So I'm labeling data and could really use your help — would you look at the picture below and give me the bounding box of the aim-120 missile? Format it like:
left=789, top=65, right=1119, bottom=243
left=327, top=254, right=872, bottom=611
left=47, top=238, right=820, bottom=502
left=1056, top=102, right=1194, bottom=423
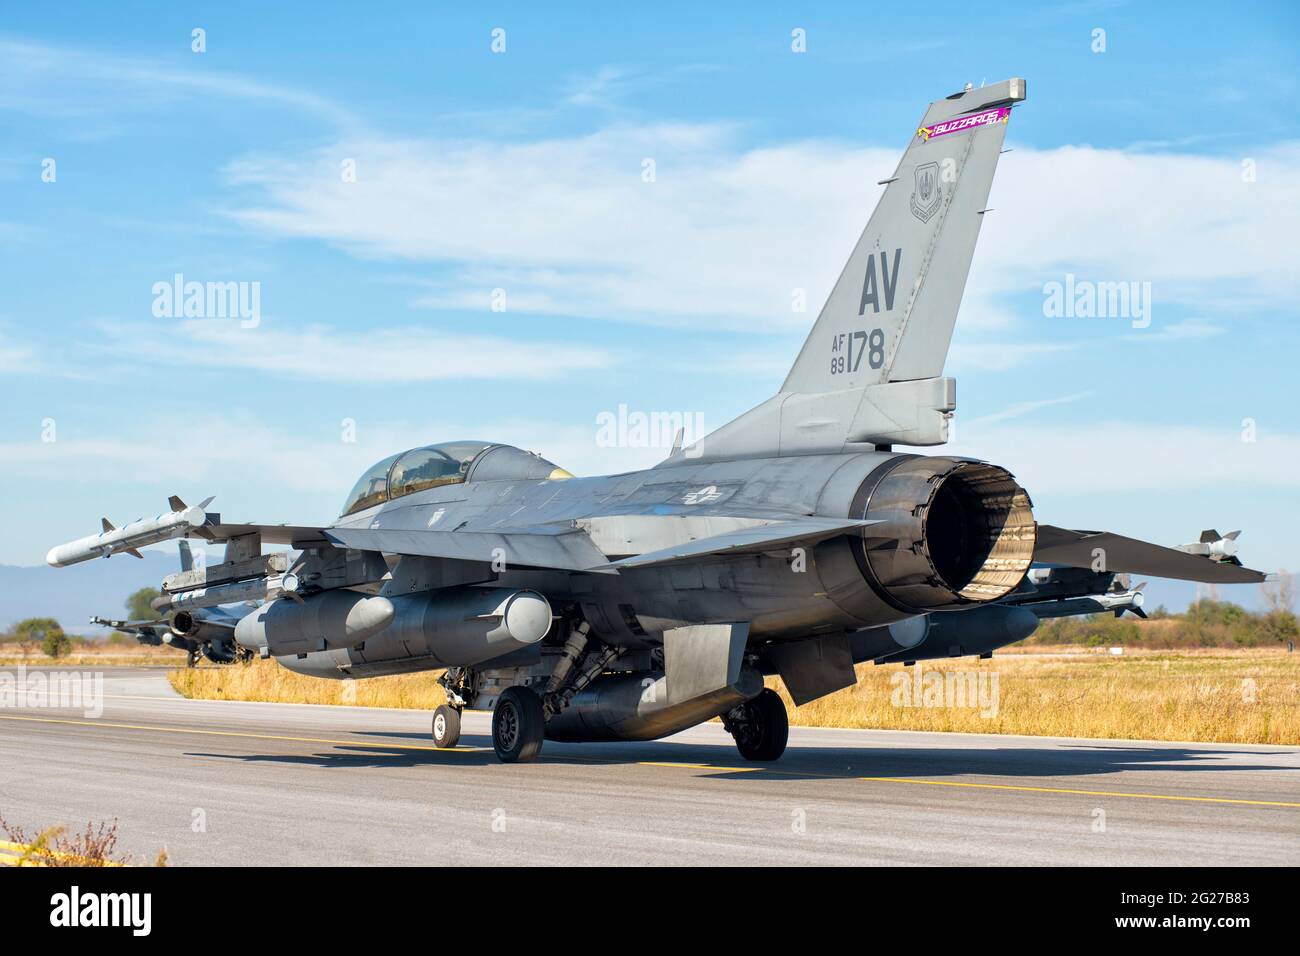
left=45, top=495, right=213, bottom=568
left=156, top=572, right=300, bottom=613
left=1178, top=529, right=1241, bottom=563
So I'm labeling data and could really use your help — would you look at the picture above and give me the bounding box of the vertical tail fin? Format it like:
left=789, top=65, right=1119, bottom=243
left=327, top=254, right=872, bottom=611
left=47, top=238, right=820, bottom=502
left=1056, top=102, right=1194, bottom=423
left=785, top=78, right=1023, bottom=393
left=683, top=79, right=1025, bottom=463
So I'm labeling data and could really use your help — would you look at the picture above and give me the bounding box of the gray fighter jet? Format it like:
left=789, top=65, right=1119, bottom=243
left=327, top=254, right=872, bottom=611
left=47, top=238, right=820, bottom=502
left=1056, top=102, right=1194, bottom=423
left=90, top=542, right=253, bottom=666
left=48, top=78, right=1267, bottom=762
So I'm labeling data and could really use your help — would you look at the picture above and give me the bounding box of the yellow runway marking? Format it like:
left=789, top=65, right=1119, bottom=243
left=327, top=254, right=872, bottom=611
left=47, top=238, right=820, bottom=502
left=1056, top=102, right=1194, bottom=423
left=639, top=761, right=763, bottom=773
left=2, top=712, right=1297, bottom=809
left=857, top=776, right=1300, bottom=808
left=0, top=714, right=486, bottom=754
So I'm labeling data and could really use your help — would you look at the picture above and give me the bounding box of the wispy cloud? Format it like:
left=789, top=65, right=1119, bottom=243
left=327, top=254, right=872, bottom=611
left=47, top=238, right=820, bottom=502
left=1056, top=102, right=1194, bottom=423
left=563, top=66, right=632, bottom=109
left=0, top=36, right=356, bottom=129
left=89, top=318, right=617, bottom=383
left=5, top=411, right=668, bottom=553
left=217, top=124, right=1300, bottom=333
left=1122, top=318, right=1226, bottom=342
left=964, top=391, right=1093, bottom=426
left=948, top=341, right=1081, bottom=372
left=0, top=328, right=36, bottom=373
left=947, top=421, right=1300, bottom=495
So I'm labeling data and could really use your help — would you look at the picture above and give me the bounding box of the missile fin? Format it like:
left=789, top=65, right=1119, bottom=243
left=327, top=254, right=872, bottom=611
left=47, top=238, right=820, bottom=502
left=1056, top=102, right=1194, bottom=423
left=125, top=548, right=144, bottom=559
left=101, top=518, right=116, bottom=533
left=168, top=495, right=187, bottom=512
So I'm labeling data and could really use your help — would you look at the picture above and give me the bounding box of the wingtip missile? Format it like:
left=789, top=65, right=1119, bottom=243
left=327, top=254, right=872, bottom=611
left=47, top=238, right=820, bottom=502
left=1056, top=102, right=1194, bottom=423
left=46, top=496, right=215, bottom=567
left=1181, top=530, right=1241, bottom=563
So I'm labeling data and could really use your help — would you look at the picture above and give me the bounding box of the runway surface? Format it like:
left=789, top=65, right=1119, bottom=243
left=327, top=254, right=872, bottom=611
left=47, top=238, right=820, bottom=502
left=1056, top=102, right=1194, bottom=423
left=1, top=667, right=1297, bottom=866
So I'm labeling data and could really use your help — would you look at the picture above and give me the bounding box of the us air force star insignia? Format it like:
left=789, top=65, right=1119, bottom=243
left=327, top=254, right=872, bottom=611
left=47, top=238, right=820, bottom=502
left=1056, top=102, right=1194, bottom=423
left=682, top=485, right=724, bottom=505
left=909, top=161, right=942, bottom=223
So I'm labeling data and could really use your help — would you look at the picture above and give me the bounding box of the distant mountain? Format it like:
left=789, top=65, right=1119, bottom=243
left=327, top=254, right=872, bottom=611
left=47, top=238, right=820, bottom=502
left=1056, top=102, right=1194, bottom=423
left=0, top=551, right=182, bottom=636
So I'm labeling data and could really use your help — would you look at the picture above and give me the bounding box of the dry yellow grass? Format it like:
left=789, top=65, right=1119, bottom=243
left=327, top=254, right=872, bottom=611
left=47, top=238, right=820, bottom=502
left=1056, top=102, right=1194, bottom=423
left=775, top=649, right=1300, bottom=744
left=168, top=659, right=445, bottom=710
left=0, top=642, right=184, bottom=667
left=168, top=648, right=1300, bottom=746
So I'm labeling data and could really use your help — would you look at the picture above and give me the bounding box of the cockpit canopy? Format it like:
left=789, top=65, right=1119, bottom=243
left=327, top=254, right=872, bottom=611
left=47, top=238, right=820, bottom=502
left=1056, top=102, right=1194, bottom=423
left=339, top=441, right=570, bottom=517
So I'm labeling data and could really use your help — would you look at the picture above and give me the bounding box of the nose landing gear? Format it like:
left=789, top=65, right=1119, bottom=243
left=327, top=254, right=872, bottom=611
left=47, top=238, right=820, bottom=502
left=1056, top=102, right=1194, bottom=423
left=431, top=704, right=462, bottom=749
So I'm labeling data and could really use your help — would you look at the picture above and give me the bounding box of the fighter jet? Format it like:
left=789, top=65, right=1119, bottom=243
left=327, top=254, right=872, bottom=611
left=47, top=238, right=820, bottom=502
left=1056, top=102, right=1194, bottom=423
left=47, top=78, right=1267, bottom=762
left=90, top=542, right=254, bottom=666
left=91, top=609, right=249, bottom=667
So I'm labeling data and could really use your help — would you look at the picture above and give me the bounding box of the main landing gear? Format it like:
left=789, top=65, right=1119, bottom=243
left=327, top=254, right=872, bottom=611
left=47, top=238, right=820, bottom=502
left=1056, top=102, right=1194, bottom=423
left=722, top=688, right=789, bottom=761
left=429, top=670, right=549, bottom=762
left=491, top=686, right=545, bottom=763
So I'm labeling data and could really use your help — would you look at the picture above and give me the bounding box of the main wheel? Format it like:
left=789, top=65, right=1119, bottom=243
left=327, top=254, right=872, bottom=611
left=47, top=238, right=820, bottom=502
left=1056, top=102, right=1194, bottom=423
left=431, top=704, right=461, bottom=749
left=728, top=688, right=789, bottom=761
left=492, top=687, right=545, bottom=763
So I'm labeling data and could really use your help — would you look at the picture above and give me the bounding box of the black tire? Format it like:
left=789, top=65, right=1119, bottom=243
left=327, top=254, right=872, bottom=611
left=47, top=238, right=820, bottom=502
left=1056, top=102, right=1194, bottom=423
left=492, top=687, right=545, bottom=763
left=730, top=688, right=789, bottom=761
left=431, top=705, right=461, bottom=749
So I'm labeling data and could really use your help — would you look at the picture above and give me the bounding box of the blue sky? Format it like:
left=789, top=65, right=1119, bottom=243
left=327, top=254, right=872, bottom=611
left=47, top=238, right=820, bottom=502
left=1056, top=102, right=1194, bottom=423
left=2, top=1, right=1297, bottom=610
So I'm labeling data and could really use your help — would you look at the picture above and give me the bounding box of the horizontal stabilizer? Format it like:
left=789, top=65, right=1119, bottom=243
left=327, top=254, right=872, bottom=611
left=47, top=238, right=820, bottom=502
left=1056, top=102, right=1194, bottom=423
left=596, top=517, right=880, bottom=570
left=1034, top=525, right=1266, bottom=584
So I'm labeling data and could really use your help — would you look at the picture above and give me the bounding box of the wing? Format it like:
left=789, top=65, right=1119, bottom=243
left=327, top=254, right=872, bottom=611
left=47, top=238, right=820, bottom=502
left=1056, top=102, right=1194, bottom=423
left=202, top=521, right=332, bottom=548
left=89, top=616, right=167, bottom=636
left=1033, top=525, right=1266, bottom=584
left=329, top=514, right=880, bottom=574
left=596, top=517, right=880, bottom=570
left=325, top=523, right=612, bottom=572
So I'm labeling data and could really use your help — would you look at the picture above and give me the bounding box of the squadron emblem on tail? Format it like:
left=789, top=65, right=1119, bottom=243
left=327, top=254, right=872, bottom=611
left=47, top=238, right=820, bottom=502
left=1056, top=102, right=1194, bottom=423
left=909, top=161, right=942, bottom=223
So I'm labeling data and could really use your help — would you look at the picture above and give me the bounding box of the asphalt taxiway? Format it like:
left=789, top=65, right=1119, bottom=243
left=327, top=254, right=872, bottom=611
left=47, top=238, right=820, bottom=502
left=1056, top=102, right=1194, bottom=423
left=1, top=668, right=1296, bottom=865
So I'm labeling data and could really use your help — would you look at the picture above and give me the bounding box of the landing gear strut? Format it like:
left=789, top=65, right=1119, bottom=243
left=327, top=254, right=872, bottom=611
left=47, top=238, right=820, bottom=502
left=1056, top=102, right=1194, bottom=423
left=723, top=688, right=789, bottom=761
left=431, top=704, right=462, bottom=749
left=492, top=686, right=545, bottom=763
